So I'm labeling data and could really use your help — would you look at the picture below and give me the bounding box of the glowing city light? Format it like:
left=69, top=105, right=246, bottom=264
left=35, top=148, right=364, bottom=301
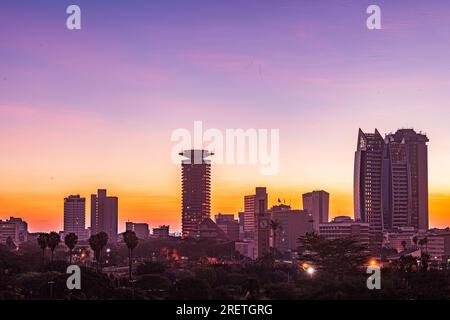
left=369, top=258, right=378, bottom=267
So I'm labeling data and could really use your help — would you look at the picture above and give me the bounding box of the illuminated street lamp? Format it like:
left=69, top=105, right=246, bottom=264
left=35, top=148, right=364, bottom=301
left=306, top=266, right=315, bottom=277
left=368, top=258, right=378, bottom=267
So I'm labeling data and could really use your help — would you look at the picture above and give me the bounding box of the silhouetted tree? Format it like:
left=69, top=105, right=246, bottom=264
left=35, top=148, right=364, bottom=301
left=298, top=233, right=370, bottom=279
left=399, top=255, right=417, bottom=273
left=122, top=230, right=139, bottom=281
left=419, top=252, right=430, bottom=272
left=412, top=236, right=418, bottom=247
left=89, top=232, right=109, bottom=272
left=5, top=236, right=16, bottom=250
left=37, top=233, right=49, bottom=266
left=47, top=232, right=61, bottom=263
left=64, top=233, right=78, bottom=264
left=418, top=237, right=429, bottom=252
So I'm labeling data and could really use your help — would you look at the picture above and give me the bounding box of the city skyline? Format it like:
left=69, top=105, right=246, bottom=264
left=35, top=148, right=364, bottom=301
left=2, top=1, right=450, bottom=232
left=0, top=126, right=447, bottom=234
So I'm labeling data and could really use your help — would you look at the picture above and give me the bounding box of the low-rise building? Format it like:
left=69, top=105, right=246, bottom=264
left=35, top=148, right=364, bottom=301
left=235, top=240, right=255, bottom=260
left=383, top=227, right=419, bottom=253
left=420, top=228, right=450, bottom=264
left=194, top=218, right=228, bottom=241
left=319, top=216, right=370, bottom=247
left=0, top=217, right=28, bottom=244
left=269, top=204, right=313, bottom=254
left=215, top=213, right=240, bottom=242
left=126, top=222, right=149, bottom=239
left=153, top=225, right=170, bottom=238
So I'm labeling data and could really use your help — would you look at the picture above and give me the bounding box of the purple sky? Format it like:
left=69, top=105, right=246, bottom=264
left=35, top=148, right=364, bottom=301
left=1, top=0, right=450, bottom=231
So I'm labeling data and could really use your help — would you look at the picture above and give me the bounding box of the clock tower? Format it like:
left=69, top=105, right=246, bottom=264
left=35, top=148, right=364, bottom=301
left=253, top=187, right=270, bottom=259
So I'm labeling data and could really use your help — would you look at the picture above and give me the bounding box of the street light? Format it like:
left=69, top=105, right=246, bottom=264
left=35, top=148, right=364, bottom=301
left=368, top=258, right=378, bottom=267
left=306, top=266, right=315, bottom=277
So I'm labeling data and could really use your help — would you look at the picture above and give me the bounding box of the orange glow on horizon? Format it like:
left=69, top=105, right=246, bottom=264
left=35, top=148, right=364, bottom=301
left=1, top=187, right=449, bottom=233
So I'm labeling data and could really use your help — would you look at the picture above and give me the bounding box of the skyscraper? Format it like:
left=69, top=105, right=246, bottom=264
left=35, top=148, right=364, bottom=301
left=354, top=129, right=384, bottom=252
left=354, top=128, right=430, bottom=252
left=384, top=129, right=429, bottom=230
left=64, top=195, right=88, bottom=239
left=302, top=190, right=329, bottom=231
left=180, top=150, right=213, bottom=238
left=90, top=189, right=118, bottom=242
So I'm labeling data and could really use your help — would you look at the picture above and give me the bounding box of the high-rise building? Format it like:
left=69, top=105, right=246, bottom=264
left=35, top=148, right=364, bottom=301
left=180, top=150, right=213, bottom=238
left=125, top=222, right=149, bottom=239
left=215, top=213, right=240, bottom=241
left=243, top=195, right=256, bottom=239
left=64, top=195, right=88, bottom=240
left=90, top=189, right=118, bottom=242
left=269, top=204, right=313, bottom=254
left=354, top=128, right=430, bottom=252
left=384, top=129, right=429, bottom=230
left=319, top=216, right=370, bottom=248
left=247, top=187, right=270, bottom=259
left=354, top=129, right=385, bottom=252
left=302, top=190, right=329, bottom=231
left=0, top=217, right=28, bottom=244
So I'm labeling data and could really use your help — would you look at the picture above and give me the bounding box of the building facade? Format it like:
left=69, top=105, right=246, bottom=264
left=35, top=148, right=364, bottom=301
left=302, top=190, right=329, bottom=231
left=64, top=195, right=89, bottom=240
left=0, top=217, right=28, bottom=244
left=215, top=213, right=240, bottom=241
left=125, top=222, right=149, bottom=239
left=90, top=189, right=118, bottom=242
left=180, top=150, right=212, bottom=238
left=384, top=129, right=429, bottom=230
left=252, top=187, right=270, bottom=259
left=153, top=225, right=170, bottom=238
left=383, top=226, right=419, bottom=253
left=269, top=204, right=313, bottom=254
left=354, top=129, right=385, bottom=252
left=319, top=216, right=370, bottom=248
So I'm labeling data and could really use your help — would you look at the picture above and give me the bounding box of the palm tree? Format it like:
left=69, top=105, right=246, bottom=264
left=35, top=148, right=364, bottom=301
left=5, top=236, right=16, bottom=250
left=89, top=232, right=109, bottom=272
left=64, top=233, right=78, bottom=264
left=48, top=232, right=61, bottom=263
left=269, top=220, right=282, bottom=253
left=123, top=230, right=139, bottom=281
left=37, top=233, right=49, bottom=265
left=418, top=237, right=429, bottom=253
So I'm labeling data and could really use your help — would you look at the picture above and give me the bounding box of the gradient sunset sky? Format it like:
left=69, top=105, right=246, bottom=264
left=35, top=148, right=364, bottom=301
left=1, top=0, right=450, bottom=232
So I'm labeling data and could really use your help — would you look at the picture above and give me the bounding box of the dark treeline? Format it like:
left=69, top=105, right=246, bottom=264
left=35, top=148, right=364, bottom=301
left=0, top=233, right=449, bottom=300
